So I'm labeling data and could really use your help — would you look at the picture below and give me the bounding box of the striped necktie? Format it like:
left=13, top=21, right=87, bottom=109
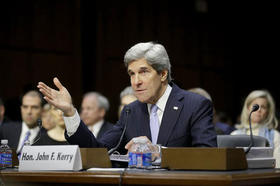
left=150, top=104, right=159, bottom=144
left=17, top=130, right=31, bottom=159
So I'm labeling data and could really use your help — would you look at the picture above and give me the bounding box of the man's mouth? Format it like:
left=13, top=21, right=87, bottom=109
left=135, top=89, right=146, bottom=93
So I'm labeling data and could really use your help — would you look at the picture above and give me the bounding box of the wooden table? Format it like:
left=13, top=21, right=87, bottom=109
left=1, top=168, right=280, bottom=186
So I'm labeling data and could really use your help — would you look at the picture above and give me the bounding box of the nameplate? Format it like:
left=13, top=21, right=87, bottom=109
left=19, top=145, right=82, bottom=171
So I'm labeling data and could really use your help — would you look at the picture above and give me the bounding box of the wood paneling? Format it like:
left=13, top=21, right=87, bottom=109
left=0, top=0, right=82, bottom=120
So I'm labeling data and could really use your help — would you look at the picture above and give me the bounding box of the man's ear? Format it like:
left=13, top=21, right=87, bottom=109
left=160, top=69, right=168, bottom=82
left=0, top=105, right=4, bottom=115
left=100, top=108, right=106, bottom=118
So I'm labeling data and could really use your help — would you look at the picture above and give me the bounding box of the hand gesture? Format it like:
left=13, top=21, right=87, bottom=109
left=125, top=136, right=160, bottom=161
left=37, top=77, right=75, bottom=116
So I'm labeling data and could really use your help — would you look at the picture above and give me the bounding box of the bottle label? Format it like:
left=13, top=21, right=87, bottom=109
left=128, top=152, right=137, bottom=167
left=142, top=153, right=152, bottom=167
left=128, top=152, right=151, bottom=168
left=2, top=153, right=12, bottom=165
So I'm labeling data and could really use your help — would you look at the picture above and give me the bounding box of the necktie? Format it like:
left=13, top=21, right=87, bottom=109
left=150, top=104, right=159, bottom=144
left=18, top=131, right=31, bottom=159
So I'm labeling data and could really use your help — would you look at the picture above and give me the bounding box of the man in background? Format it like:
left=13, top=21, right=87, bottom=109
left=0, top=90, right=43, bottom=155
left=188, top=87, right=235, bottom=135
left=0, top=97, right=6, bottom=125
left=118, top=86, right=137, bottom=118
left=80, top=92, right=113, bottom=139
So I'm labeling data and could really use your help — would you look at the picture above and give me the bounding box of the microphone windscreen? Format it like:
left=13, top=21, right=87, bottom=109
left=252, top=104, right=259, bottom=112
left=125, top=107, right=131, bottom=114
left=37, top=119, right=42, bottom=127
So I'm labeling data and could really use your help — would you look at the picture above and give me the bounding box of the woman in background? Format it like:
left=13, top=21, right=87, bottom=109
left=41, top=103, right=56, bottom=131
left=34, top=106, right=68, bottom=145
left=231, top=90, right=280, bottom=168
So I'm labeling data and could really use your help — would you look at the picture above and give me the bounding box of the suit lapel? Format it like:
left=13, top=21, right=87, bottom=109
left=97, top=121, right=105, bottom=139
left=157, top=85, right=184, bottom=146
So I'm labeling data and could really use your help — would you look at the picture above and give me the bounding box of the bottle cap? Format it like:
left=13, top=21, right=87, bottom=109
left=1, top=139, right=8, bottom=144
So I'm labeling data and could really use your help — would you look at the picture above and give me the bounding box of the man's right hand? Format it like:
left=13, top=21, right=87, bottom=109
left=37, top=77, right=75, bottom=117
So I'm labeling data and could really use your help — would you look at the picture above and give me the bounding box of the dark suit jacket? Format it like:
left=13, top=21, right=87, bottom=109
left=0, top=121, right=22, bottom=149
left=66, top=83, right=217, bottom=152
left=0, top=121, right=45, bottom=150
left=96, top=121, right=114, bottom=140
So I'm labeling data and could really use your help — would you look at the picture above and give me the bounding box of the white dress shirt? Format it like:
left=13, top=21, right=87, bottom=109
left=147, top=84, right=172, bottom=126
left=17, top=122, right=40, bottom=153
left=88, top=120, right=104, bottom=138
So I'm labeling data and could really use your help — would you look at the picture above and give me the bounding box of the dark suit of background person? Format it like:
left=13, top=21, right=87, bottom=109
left=0, top=121, right=22, bottom=149
left=67, top=83, right=216, bottom=152
left=0, top=97, right=10, bottom=125
left=38, top=42, right=217, bottom=154
left=0, top=91, right=44, bottom=154
left=80, top=92, right=114, bottom=140
left=188, top=87, right=235, bottom=135
left=96, top=121, right=114, bottom=140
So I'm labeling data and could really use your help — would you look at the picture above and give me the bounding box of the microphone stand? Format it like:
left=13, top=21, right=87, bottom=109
left=108, top=108, right=130, bottom=155
left=31, top=119, right=43, bottom=145
left=245, top=104, right=259, bottom=154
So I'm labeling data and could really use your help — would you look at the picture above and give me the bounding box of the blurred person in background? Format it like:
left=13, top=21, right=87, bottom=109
left=0, top=90, right=44, bottom=156
left=188, top=87, right=235, bottom=135
left=231, top=90, right=280, bottom=168
left=34, top=105, right=68, bottom=145
left=41, top=103, right=56, bottom=131
left=213, top=110, right=235, bottom=135
left=118, top=86, right=137, bottom=118
left=80, top=92, right=114, bottom=139
left=0, top=97, right=6, bottom=125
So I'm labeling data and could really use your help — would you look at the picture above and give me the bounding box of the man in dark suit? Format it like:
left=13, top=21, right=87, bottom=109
left=38, top=42, right=217, bottom=153
left=0, top=91, right=43, bottom=155
left=80, top=92, right=113, bottom=139
left=0, top=97, right=10, bottom=125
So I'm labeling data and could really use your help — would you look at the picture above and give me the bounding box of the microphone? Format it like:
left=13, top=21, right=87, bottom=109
left=108, top=107, right=131, bottom=155
left=31, top=119, right=43, bottom=145
left=245, top=104, right=259, bottom=154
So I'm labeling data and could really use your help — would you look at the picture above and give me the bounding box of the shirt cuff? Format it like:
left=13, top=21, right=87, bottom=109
left=63, top=109, right=80, bottom=137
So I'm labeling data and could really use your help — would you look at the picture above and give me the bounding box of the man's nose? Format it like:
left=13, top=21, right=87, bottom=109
left=27, top=107, right=32, bottom=114
left=133, top=74, right=142, bottom=85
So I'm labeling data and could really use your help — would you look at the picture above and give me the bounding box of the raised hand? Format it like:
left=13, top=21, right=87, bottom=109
left=37, top=77, right=75, bottom=116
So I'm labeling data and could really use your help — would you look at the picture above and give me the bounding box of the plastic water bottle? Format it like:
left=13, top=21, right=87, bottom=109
left=0, top=139, right=12, bottom=168
left=128, top=138, right=152, bottom=168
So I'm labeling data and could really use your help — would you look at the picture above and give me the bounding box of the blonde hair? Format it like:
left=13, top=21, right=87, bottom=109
left=240, top=90, right=278, bottom=129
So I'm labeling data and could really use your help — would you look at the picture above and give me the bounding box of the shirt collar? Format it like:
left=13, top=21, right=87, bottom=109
left=22, top=121, right=40, bottom=135
left=88, top=119, right=104, bottom=137
left=148, top=84, right=172, bottom=113
left=92, top=120, right=104, bottom=131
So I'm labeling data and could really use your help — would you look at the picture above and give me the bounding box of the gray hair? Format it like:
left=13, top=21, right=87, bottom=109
left=120, top=86, right=134, bottom=100
left=124, top=42, right=172, bottom=82
left=83, top=92, right=110, bottom=111
left=240, top=90, right=278, bottom=129
left=188, top=87, right=212, bottom=101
